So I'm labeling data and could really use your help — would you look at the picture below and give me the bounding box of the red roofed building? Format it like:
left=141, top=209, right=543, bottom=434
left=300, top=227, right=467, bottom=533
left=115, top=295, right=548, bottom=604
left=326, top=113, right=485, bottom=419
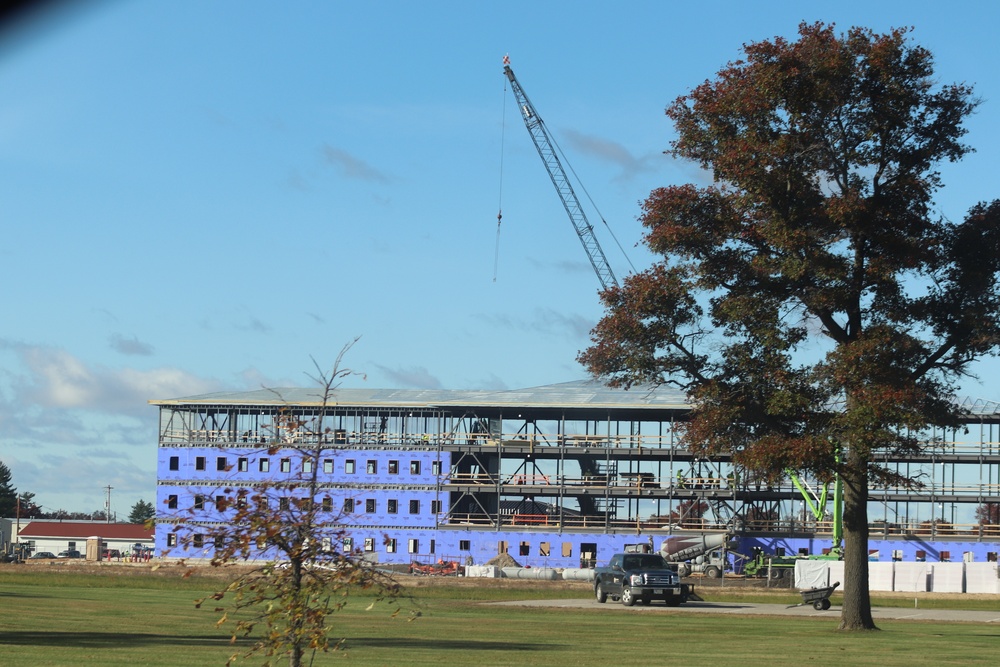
left=18, top=521, right=154, bottom=559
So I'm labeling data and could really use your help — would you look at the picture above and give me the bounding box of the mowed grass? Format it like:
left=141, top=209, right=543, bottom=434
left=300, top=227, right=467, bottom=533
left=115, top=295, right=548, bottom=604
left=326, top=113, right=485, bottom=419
left=1, top=566, right=997, bottom=666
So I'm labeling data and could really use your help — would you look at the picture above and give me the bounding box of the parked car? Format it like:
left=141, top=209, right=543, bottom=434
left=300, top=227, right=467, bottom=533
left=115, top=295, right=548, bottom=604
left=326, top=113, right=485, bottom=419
left=29, top=552, right=57, bottom=559
left=56, top=550, right=82, bottom=559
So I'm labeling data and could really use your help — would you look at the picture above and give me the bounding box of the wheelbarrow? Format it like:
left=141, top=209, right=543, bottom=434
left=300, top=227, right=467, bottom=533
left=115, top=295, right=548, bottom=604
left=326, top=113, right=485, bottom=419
left=788, top=581, right=840, bottom=610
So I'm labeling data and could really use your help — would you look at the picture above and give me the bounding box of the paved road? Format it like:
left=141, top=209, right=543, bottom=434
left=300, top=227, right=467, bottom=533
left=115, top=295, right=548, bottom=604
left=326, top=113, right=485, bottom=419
left=492, top=598, right=1000, bottom=622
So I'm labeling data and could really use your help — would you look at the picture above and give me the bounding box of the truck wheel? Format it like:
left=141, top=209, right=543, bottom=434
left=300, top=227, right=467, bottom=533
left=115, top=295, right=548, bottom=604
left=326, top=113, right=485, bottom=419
left=769, top=568, right=785, bottom=580
left=677, top=563, right=691, bottom=578
left=620, top=586, right=636, bottom=607
left=705, top=565, right=721, bottom=579
left=595, top=583, right=608, bottom=604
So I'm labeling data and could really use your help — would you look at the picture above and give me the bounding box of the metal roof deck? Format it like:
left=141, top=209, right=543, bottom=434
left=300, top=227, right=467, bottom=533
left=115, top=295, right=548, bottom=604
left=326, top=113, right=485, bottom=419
left=150, top=380, right=1000, bottom=422
left=150, top=379, right=691, bottom=417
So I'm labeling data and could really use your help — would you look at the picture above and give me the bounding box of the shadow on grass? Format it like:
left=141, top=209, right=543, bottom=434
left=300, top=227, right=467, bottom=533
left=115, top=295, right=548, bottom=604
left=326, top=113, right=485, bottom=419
left=0, top=591, right=50, bottom=599
left=343, top=637, right=560, bottom=651
left=0, top=632, right=242, bottom=649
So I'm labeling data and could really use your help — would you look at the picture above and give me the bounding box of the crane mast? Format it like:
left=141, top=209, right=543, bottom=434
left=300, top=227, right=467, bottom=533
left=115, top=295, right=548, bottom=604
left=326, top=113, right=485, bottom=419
left=503, top=62, right=619, bottom=290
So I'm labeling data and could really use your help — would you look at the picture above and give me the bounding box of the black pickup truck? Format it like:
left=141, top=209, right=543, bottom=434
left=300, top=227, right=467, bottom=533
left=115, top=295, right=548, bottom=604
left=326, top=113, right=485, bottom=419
left=594, top=553, right=691, bottom=607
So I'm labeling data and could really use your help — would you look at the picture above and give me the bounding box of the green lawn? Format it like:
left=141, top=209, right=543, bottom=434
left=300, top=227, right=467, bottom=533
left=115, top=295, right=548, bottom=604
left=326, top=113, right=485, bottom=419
left=0, top=567, right=996, bottom=666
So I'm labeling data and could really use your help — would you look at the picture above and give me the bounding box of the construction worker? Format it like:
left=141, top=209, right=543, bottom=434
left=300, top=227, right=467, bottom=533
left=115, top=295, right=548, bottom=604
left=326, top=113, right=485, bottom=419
left=676, top=470, right=686, bottom=489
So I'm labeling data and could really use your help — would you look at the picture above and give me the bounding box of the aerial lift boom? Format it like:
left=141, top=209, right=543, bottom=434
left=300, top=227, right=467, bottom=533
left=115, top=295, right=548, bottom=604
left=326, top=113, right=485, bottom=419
left=503, top=59, right=619, bottom=291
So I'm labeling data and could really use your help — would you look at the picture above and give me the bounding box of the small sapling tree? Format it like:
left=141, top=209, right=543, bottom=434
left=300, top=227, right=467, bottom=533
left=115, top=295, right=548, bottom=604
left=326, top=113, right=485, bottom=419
left=174, top=340, right=404, bottom=666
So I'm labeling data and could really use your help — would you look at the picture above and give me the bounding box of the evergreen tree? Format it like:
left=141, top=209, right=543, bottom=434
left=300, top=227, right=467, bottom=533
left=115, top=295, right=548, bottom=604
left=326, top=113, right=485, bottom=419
left=128, top=499, right=156, bottom=524
left=0, top=461, right=18, bottom=517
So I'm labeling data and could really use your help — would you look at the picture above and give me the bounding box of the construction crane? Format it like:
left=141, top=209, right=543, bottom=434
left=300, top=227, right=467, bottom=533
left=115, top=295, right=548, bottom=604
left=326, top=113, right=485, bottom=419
left=503, top=59, right=619, bottom=291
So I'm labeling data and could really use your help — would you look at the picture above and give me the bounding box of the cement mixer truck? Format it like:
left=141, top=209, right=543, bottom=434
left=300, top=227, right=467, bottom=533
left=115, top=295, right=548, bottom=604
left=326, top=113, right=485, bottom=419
left=659, top=533, right=734, bottom=579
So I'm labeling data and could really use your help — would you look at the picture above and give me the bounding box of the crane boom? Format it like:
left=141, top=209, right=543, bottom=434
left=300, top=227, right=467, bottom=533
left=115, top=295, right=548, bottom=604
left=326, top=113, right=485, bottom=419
left=504, top=63, right=619, bottom=290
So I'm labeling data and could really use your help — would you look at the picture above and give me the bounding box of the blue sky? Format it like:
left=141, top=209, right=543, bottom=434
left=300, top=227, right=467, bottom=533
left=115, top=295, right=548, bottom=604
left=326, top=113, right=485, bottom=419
left=2, top=0, right=999, bottom=517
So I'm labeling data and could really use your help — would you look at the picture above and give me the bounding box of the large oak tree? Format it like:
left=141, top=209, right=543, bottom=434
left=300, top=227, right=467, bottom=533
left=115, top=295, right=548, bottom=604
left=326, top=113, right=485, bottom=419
left=580, top=23, right=1000, bottom=630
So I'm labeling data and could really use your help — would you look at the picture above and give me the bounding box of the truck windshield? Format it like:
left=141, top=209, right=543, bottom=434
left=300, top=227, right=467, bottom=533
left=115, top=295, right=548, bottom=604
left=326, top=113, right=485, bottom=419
left=623, top=555, right=667, bottom=569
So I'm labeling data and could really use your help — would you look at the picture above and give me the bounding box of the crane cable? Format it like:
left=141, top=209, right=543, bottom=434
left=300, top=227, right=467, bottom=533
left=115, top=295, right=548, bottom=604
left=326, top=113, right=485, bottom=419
left=548, top=127, right=638, bottom=277
left=493, top=55, right=510, bottom=283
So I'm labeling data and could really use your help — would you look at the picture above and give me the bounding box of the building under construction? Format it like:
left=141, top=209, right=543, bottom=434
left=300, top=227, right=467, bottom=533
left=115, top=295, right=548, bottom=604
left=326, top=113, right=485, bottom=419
left=153, top=380, right=1000, bottom=569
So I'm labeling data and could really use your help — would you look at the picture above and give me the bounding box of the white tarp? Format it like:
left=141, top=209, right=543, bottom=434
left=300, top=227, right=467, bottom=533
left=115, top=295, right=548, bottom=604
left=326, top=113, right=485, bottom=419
left=964, top=562, right=999, bottom=594
left=794, top=560, right=829, bottom=589
left=892, top=562, right=929, bottom=592
left=869, top=562, right=895, bottom=591
left=465, top=565, right=499, bottom=578
left=827, top=560, right=845, bottom=589
left=930, top=562, right=964, bottom=592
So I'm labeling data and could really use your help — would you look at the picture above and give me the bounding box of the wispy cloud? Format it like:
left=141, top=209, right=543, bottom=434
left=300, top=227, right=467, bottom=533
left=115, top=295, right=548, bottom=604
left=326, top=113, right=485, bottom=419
left=109, top=333, right=154, bottom=356
left=322, top=145, right=391, bottom=184
left=483, top=308, right=595, bottom=340
left=563, top=129, right=660, bottom=182
left=235, top=315, right=272, bottom=334
left=374, top=364, right=443, bottom=389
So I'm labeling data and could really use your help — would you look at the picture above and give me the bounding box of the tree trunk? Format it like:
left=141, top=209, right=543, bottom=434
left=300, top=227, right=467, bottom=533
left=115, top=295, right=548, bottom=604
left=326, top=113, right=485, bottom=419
left=838, top=452, right=878, bottom=631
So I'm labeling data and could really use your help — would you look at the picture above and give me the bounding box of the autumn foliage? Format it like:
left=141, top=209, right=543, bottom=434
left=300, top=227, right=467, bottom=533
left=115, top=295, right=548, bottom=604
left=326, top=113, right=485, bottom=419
left=580, top=23, right=1000, bottom=631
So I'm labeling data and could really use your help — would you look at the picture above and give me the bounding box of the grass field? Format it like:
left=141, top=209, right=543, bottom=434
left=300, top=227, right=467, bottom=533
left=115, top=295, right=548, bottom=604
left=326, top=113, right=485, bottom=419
left=1, top=564, right=997, bottom=666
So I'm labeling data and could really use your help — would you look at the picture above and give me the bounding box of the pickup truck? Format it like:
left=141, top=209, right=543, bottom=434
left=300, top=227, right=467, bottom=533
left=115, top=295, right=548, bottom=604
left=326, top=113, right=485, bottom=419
left=594, top=553, right=691, bottom=607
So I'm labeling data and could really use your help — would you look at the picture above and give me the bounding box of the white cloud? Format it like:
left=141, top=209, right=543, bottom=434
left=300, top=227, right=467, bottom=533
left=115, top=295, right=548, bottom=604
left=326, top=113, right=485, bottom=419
left=6, top=343, right=219, bottom=415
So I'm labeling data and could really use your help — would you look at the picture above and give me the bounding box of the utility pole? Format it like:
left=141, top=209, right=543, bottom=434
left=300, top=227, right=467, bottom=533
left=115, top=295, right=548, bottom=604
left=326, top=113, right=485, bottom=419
left=15, top=494, right=20, bottom=560
left=105, top=485, right=113, bottom=524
